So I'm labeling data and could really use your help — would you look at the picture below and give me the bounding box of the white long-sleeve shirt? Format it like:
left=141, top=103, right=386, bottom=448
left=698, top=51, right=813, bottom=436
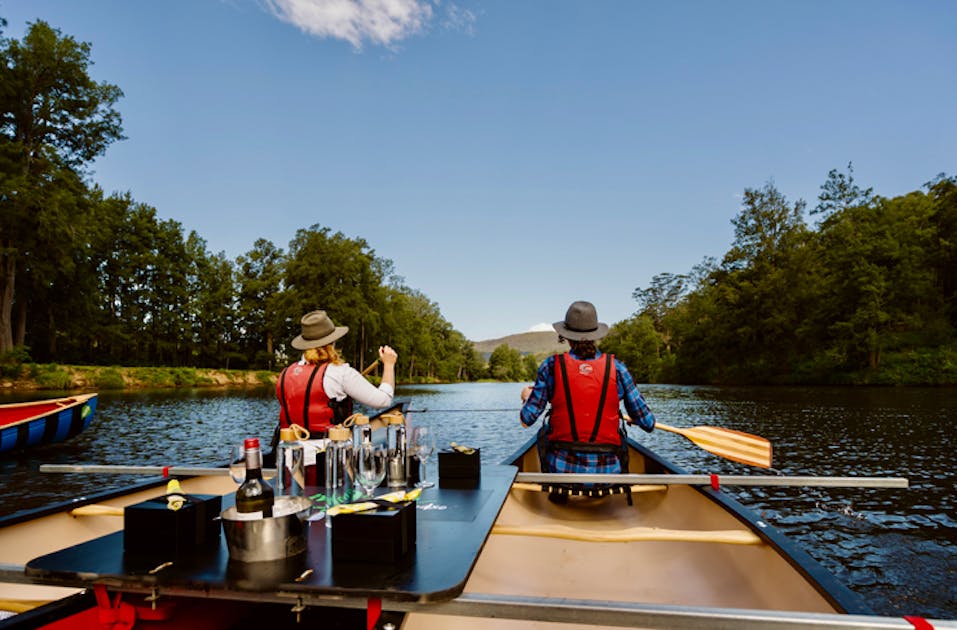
left=319, top=362, right=394, bottom=409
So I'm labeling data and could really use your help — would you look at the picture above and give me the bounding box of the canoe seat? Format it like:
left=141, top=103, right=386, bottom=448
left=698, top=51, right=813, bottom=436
left=537, top=483, right=633, bottom=499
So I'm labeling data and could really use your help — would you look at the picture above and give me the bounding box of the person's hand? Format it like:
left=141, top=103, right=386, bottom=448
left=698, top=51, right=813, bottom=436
left=379, top=345, right=398, bottom=367
left=520, top=385, right=533, bottom=402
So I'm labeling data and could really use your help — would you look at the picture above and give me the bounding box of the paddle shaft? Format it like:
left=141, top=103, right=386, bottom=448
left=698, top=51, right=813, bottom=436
left=361, top=359, right=380, bottom=376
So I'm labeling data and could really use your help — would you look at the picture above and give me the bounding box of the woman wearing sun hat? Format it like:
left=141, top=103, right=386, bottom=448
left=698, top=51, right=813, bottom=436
left=276, top=310, right=398, bottom=437
left=519, top=301, right=656, bottom=485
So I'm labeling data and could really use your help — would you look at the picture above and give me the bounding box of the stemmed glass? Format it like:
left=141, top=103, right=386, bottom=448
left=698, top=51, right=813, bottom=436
left=228, top=444, right=246, bottom=485
left=411, top=425, right=436, bottom=489
left=353, top=443, right=387, bottom=499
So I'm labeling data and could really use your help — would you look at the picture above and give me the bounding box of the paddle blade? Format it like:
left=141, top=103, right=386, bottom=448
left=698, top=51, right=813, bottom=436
left=656, top=423, right=772, bottom=468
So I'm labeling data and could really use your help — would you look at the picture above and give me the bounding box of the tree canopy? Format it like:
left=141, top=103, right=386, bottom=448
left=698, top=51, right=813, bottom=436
left=604, top=169, right=957, bottom=385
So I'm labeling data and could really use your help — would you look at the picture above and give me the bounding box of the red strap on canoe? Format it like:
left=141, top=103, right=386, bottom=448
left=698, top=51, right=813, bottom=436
left=905, top=616, right=934, bottom=629
left=710, top=474, right=720, bottom=491
left=367, top=597, right=382, bottom=630
left=162, top=466, right=170, bottom=478
left=94, top=584, right=136, bottom=630
left=93, top=584, right=177, bottom=628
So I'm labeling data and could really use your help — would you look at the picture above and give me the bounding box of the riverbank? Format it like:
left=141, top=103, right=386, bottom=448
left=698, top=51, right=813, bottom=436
left=0, top=363, right=277, bottom=391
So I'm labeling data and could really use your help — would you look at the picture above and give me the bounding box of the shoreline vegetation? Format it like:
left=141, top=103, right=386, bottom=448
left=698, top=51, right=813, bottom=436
left=2, top=358, right=956, bottom=394
left=0, top=364, right=280, bottom=392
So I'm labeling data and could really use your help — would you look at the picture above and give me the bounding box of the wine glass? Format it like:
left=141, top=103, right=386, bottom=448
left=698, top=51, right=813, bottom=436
left=228, top=444, right=246, bottom=484
left=411, top=425, right=436, bottom=489
left=353, top=443, right=387, bottom=499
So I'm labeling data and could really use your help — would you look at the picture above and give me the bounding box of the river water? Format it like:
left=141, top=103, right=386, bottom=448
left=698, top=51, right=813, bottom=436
left=1, top=383, right=954, bottom=619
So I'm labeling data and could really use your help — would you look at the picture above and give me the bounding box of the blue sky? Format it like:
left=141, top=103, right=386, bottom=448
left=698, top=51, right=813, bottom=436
left=2, top=1, right=955, bottom=341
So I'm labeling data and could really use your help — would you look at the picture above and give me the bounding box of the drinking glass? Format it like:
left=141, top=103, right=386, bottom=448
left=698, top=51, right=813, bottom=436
left=411, top=425, right=436, bottom=489
left=228, top=444, right=246, bottom=484
left=353, top=443, right=387, bottom=499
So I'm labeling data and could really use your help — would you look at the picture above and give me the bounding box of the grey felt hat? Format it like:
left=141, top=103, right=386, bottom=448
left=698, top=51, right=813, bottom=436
left=291, top=310, right=349, bottom=350
left=553, top=301, right=609, bottom=341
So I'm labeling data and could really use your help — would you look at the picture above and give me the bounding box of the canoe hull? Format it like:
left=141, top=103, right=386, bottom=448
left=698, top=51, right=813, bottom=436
left=0, top=394, right=97, bottom=455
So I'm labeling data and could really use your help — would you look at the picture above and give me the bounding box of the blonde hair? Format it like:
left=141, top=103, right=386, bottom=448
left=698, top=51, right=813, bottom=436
left=303, top=344, right=344, bottom=365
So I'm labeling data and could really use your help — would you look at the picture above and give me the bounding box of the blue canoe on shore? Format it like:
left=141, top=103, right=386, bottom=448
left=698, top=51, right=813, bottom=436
left=0, top=394, right=97, bottom=456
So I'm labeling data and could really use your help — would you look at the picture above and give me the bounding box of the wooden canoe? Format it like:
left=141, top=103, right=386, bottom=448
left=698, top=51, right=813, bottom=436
left=0, top=394, right=98, bottom=456
left=0, top=434, right=920, bottom=629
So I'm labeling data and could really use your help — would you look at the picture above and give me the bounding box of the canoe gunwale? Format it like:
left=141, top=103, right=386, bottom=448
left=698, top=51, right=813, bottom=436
left=0, top=475, right=173, bottom=529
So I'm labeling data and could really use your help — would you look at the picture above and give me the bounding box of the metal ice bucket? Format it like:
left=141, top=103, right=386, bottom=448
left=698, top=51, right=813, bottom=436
left=221, top=496, right=313, bottom=562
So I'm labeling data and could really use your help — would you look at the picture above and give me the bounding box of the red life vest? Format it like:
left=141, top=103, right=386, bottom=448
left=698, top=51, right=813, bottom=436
left=276, top=362, right=341, bottom=435
left=548, top=353, right=621, bottom=445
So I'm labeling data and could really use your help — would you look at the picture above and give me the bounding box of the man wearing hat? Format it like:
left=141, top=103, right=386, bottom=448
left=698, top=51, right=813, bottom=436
left=277, top=310, right=398, bottom=436
left=520, top=301, right=656, bottom=481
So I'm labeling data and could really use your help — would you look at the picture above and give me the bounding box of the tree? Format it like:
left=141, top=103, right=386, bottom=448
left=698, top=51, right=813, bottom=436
left=186, top=234, right=236, bottom=367
left=632, top=272, right=687, bottom=356
left=926, top=174, right=957, bottom=327
left=600, top=314, right=662, bottom=382
left=488, top=344, right=523, bottom=381
left=813, top=162, right=875, bottom=221
left=703, top=182, right=814, bottom=381
left=280, top=225, right=389, bottom=367
left=235, top=239, right=285, bottom=369
left=0, top=20, right=124, bottom=353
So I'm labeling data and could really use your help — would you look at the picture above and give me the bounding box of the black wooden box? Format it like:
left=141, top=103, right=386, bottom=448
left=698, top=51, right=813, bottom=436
left=123, top=494, right=221, bottom=556
left=331, top=501, right=416, bottom=563
left=438, top=448, right=481, bottom=489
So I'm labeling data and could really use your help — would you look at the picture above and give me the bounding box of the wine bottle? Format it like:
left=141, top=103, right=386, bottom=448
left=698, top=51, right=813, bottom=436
left=235, top=437, right=274, bottom=518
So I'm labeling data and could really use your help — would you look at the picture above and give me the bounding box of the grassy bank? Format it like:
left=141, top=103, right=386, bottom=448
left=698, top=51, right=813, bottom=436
left=0, top=363, right=278, bottom=391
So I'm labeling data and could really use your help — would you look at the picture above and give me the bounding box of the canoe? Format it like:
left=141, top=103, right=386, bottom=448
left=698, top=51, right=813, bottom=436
left=0, top=394, right=97, bottom=456
left=0, top=431, right=944, bottom=629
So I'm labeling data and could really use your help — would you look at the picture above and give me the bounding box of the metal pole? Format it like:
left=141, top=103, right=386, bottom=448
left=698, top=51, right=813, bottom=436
left=516, top=473, right=909, bottom=489
left=39, top=464, right=277, bottom=477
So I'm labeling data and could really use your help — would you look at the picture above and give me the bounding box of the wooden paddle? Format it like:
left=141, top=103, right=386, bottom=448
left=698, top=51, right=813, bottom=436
left=360, top=359, right=380, bottom=376
left=654, top=422, right=772, bottom=468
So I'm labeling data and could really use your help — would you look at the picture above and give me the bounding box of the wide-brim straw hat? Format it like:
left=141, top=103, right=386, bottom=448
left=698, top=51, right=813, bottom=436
left=553, top=301, right=609, bottom=341
left=291, top=310, right=349, bottom=350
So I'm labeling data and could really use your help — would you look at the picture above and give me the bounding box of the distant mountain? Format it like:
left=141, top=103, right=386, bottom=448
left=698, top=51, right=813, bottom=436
left=472, top=331, right=566, bottom=357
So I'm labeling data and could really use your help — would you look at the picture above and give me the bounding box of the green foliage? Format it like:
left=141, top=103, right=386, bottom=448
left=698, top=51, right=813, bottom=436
left=622, top=168, right=957, bottom=385
left=488, top=345, right=526, bottom=381
left=94, top=367, right=126, bottom=390
left=34, top=364, right=73, bottom=389
left=0, top=345, right=31, bottom=377
left=601, top=314, right=666, bottom=383
left=0, top=20, right=124, bottom=354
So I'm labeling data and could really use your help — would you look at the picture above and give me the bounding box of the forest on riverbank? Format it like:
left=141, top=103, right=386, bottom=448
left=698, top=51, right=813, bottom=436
left=602, top=170, right=957, bottom=385
left=2, top=19, right=956, bottom=387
